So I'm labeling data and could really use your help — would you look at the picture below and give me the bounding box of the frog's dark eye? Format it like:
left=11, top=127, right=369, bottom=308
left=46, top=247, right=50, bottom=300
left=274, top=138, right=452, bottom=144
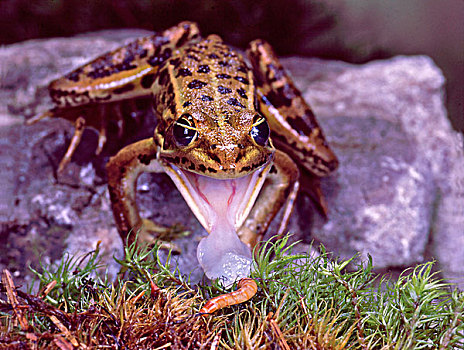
left=173, top=114, right=197, bottom=146
left=250, top=115, right=270, bottom=146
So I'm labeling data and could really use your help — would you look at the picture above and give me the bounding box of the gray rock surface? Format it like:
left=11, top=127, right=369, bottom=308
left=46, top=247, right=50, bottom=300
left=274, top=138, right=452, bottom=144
left=1, top=30, right=462, bottom=288
left=286, top=56, right=464, bottom=286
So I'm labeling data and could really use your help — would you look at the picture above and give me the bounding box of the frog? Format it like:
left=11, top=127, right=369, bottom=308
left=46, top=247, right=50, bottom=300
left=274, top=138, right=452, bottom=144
left=30, top=21, right=338, bottom=286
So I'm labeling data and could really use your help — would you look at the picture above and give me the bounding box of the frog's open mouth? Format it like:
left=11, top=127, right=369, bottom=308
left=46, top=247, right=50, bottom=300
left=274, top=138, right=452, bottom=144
left=162, top=162, right=272, bottom=233
left=162, top=161, right=272, bottom=284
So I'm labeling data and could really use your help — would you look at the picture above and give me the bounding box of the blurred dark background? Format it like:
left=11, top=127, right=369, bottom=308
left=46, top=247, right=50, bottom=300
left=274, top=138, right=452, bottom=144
left=0, top=0, right=462, bottom=133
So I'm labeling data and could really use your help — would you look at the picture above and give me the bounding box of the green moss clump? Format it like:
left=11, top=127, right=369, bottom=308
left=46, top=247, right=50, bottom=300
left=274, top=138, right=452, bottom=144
left=1, top=236, right=463, bottom=349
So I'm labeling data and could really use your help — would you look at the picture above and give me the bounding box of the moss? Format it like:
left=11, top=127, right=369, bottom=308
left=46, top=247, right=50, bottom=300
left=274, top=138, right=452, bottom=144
left=1, top=236, right=463, bottom=349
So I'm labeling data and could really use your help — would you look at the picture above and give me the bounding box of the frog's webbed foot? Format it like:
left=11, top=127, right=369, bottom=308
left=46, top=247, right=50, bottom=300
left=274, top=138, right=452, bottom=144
left=57, top=115, right=86, bottom=173
left=94, top=104, right=109, bottom=156
left=25, top=110, right=54, bottom=125
left=31, top=104, right=116, bottom=174
left=28, top=107, right=90, bottom=174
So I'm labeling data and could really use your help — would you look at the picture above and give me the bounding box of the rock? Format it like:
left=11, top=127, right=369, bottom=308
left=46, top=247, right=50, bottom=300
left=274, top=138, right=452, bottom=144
left=313, top=116, right=435, bottom=268
left=1, top=30, right=462, bottom=289
left=284, top=56, right=463, bottom=286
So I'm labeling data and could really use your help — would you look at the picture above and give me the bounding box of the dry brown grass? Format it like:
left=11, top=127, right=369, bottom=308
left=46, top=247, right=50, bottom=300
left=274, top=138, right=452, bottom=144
left=0, top=268, right=357, bottom=349
left=2, top=238, right=462, bottom=349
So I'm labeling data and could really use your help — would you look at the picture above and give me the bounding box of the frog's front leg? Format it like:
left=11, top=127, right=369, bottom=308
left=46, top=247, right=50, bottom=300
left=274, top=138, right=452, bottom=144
left=238, top=150, right=300, bottom=248
left=106, top=138, right=176, bottom=248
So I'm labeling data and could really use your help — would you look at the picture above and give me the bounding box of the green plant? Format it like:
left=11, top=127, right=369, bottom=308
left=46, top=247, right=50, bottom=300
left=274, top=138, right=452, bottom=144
left=1, top=236, right=463, bottom=349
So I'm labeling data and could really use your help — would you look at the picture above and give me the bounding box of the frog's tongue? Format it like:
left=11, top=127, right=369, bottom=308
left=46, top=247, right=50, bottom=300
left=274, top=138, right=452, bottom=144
left=163, top=163, right=271, bottom=285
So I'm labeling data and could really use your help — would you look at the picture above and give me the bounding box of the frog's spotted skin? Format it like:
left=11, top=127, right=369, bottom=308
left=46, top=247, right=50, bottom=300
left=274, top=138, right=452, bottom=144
left=247, top=40, right=338, bottom=177
left=33, top=22, right=338, bottom=298
left=48, top=22, right=200, bottom=108
left=152, top=34, right=254, bottom=118
left=150, top=34, right=273, bottom=178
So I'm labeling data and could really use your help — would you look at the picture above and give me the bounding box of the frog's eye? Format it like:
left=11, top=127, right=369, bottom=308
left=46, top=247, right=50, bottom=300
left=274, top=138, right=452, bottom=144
left=173, top=114, right=197, bottom=146
left=250, top=115, right=270, bottom=146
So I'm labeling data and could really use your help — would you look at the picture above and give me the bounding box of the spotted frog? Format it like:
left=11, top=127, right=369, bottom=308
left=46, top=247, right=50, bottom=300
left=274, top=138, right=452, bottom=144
left=32, top=22, right=338, bottom=284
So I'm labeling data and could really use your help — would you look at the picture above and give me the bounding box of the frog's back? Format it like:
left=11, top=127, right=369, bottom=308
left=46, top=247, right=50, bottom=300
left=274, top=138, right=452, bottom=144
left=153, top=35, right=255, bottom=122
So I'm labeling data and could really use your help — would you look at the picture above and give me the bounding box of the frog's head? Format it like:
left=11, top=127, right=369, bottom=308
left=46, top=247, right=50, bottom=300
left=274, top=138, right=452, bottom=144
left=154, top=107, right=275, bottom=237
left=158, top=107, right=275, bottom=179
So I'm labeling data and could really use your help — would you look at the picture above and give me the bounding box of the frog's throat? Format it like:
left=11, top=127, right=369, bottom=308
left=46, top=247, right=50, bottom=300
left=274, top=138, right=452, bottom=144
left=162, top=160, right=272, bottom=234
